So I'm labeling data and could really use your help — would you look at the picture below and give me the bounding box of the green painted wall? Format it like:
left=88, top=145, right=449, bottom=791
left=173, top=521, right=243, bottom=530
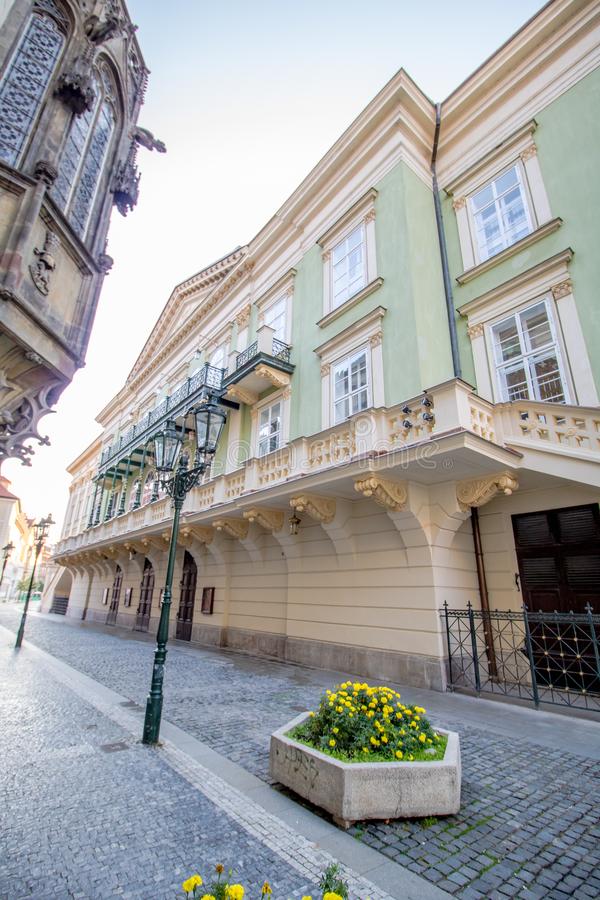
left=443, top=66, right=600, bottom=394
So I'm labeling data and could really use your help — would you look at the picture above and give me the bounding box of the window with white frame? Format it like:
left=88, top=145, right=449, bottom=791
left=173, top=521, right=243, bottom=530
left=264, top=297, right=286, bottom=342
left=332, top=348, right=370, bottom=423
left=491, top=301, right=568, bottom=403
left=332, top=224, right=366, bottom=309
left=470, top=165, right=533, bottom=262
left=257, top=400, right=282, bottom=456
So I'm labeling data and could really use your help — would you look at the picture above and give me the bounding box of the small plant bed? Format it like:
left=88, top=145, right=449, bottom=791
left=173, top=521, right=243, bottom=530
left=289, top=682, right=447, bottom=762
left=270, top=681, right=461, bottom=826
left=181, top=862, right=350, bottom=899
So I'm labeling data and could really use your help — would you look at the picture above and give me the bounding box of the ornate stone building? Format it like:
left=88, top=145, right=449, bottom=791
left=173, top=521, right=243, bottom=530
left=49, top=0, right=600, bottom=698
left=0, top=1, right=161, bottom=467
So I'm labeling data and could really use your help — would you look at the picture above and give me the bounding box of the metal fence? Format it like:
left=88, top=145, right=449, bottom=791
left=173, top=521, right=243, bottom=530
left=442, top=602, right=600, bottom=711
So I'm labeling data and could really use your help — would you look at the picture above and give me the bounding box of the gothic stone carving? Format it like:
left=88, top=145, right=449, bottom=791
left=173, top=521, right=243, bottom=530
left=55, top=45, right=97, bottom=115
left=29, top=230, right=60, bottom=295
left=289, top=494, right=336, bottom=524
left=112, top=143, right=141, bottom=216
left=212, top=518, right=249, bottom=540
left=243, top=508, right=284, bottom=532
left=133, top=126, right=167, bottom=154
left=34, top=159, right=58, bottom=186
left=457, top=472, right=519, bottom=511
left=354, top=475, right=408, bottom=511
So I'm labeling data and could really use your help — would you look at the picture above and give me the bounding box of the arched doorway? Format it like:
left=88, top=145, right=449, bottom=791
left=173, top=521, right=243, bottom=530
left=106, top=565, right=122, bottom=626
left=176, top=550, right=197, bottom=641
left=135, top=557, right=154, bottom=632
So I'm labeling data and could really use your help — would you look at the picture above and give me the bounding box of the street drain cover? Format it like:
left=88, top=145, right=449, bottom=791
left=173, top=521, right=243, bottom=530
left=99, top=741, right=129, bottom=753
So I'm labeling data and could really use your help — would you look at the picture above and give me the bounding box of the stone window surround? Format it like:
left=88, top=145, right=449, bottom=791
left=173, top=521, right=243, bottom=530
left=255, top=268, right=296, bottom=346
left=446, top=120, right=553, bottom=276
left=314, top=305, right=386, bottom=430
left=250, top=386, right=291, bottom=459
left=459, top=249, right=599, bottom=407
left=317, top=188, right=378, bottom=319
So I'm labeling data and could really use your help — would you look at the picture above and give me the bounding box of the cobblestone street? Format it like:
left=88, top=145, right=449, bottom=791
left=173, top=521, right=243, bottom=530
left=1, top=608, right=599, bottom=899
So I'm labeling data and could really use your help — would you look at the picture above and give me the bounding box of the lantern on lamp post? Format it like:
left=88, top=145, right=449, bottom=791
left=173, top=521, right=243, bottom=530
left=142, top=399, right=228, bottom=745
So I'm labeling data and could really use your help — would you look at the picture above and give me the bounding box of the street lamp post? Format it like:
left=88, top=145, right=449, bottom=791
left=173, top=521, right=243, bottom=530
left=15, top=514, right=54, bottom=649
left=142, top=399, right=228, bottom=745
left=0, top=541, right=14, bottom=598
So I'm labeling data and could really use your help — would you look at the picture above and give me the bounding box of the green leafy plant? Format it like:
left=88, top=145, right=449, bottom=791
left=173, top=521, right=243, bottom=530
left=290, top=680, right=446, bottom=762
left=318, top=863, right=349, bottom=900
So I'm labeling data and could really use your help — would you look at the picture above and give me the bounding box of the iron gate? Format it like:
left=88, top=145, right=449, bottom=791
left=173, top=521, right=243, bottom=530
left=442, top=602, right=600, bottom=711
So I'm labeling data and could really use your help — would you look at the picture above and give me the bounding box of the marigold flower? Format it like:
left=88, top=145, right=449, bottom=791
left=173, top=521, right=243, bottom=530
left=226, top=885, right=244, bottom=900
left=301, top=896, right=313, bottom=900
left=182, top=874, right=203, bottom=894
left=332, top=727, right=339, bottom=734
left=396, top=750, right=403, bottom=759
left=329, top=739, right=336, bottom=747
left=200, top=895, right=216, bottom=900
left=215, top=865, right=224, bottom=874
left=261, top=882, right=272, bottom=895
left=323, top=892, right=344, bottom=900
left=419, top=733, right=426, bottom=743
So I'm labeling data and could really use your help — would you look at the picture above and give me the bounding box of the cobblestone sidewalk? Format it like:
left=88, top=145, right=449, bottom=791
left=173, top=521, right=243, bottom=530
left=2, top=609, right=599, bottom=899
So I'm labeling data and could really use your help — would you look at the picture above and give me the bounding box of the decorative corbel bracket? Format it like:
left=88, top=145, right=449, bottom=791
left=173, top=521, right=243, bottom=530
left=255, top=364, right=291, bottom=390
left=226, top=385, right=258, bottom=406
left=212, top=517, right=249, bottom=540
left=289, top=494, right=336, bottom=524
left=183, top=525, right=213, bottom=545
left=354, top=474, right=408, bottom=511
left=457, top=472, right=519, bottom=511
left=243, top=507, right=284, bottom=532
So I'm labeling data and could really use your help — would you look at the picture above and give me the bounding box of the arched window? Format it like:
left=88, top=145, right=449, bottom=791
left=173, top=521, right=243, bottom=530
left=52, top=63, right=117, bottom=238
left=0, top=3, right=67, bottom=166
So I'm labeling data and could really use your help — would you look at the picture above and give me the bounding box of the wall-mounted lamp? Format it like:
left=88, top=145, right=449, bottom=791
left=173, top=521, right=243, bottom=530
left=289, top=513, right=301, bottom=536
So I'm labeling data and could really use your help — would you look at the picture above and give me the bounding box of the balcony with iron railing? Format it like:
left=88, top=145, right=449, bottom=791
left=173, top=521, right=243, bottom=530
left=97, top=363, right=224, bottom=477
left=222, top=324, right=294, bottom=402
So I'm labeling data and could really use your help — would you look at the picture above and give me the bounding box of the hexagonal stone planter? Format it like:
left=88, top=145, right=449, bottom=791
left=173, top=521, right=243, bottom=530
left=270, top=712, right=461, bottom=828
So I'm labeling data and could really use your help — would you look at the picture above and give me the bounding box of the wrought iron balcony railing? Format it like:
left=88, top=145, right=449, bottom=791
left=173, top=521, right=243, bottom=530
left=97, top=363, right=224, bottom=475
left=232, top=337, right=291, bottom=372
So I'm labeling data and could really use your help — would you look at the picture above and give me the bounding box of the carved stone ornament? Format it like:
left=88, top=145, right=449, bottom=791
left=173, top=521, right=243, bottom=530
left=354, top=475, right=407, bottom=511
left=97, top=253, right=114, bottom=274
left=133, top=126, right=167, bottom=154
left=320, top=363, right=331, bottom=378
left=25, top=350, right=44, bottom=365
left=235, top=303, right=252, bottom=328
left=363, top=208, right=376, bottom=224
left=520, top=144, right=538, bottom=162
left=254, top=364, right=291, bottom=389
left=452, top=196, right=467, bottom=210
left=55, top=46, right=97, bottom=116
left=289, top=494, right=336, bottom=524
left=0, top=381, right=58, bottom=468
left=112, top=143, right=141, bottom=216
left=369, top=331, right=383, bottom=348
left=243, top=508, right=284, bottom=532
left=467, top=323, right=485, bottom=340
left=551, top=279, right=573, bottom=300
left=186, top=525, right=214, bottom=544
left=457, top=472, right=519, bottom=511
left=225, top=385, right=258, bottom=406
left=84, top=12, right=122, bottom=46
left=34, top=159, right=58, bottom=186
left=212, top=517, right=249, bottom=540
left=29, top=230, right=60, bottom=296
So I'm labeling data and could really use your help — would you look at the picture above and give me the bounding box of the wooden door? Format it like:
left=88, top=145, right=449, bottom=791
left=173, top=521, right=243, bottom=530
left=513, top=504, right=600, bottom=692
left=176, top=551, right=197, bottom=641
left=135, top=558, right=154, bottom=632
left=106, top=565, right=122, bottom=626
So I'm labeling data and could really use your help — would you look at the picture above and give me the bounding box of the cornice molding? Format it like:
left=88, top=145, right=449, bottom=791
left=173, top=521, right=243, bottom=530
left=289, top=494, right=336, bottom=524
left=457, top=472, right=519, bottom=511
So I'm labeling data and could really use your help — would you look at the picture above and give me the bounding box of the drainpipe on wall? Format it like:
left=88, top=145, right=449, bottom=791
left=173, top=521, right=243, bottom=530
left=431, top=102, right=462, bottom=380
left=470, top=507, right=498, bottom=679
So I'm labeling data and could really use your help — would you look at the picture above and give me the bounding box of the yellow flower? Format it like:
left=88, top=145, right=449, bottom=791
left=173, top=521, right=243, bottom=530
left=419, top=733, right=426, bottom=743
left=226, top=886, right=244, bottom=900
left=329, top=739, right=336, bottom=747
left=302, top=896, right=313, bottom=900
left=362, top=747, right=369, bottom=753
left=381, top=734, right=388, bottom=744
left=408, top=754, right=414, bottom=761
left=200, top=896, right=216, bottom=900
left=261, top=882, right=272, bottom=895
left=336, top=706, right=343, bottom=713
left=309, top=711, right=315, bottom=717
left=395, top=750, right=403, bottom=759
left=332, top=727, right=339, bottom=734
left=182, top=874, right=203, bottom=894
left=215, top=865, right=224, bottom=875
left=323, top=893, right=344, bottom=900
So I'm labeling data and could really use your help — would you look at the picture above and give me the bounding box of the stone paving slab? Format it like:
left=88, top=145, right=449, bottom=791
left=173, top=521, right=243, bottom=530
left=1, top=608, right=599, bottom=898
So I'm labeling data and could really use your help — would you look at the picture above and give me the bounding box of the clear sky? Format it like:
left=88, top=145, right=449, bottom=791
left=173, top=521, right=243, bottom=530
left=5, top=0, right=544, bottom=540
